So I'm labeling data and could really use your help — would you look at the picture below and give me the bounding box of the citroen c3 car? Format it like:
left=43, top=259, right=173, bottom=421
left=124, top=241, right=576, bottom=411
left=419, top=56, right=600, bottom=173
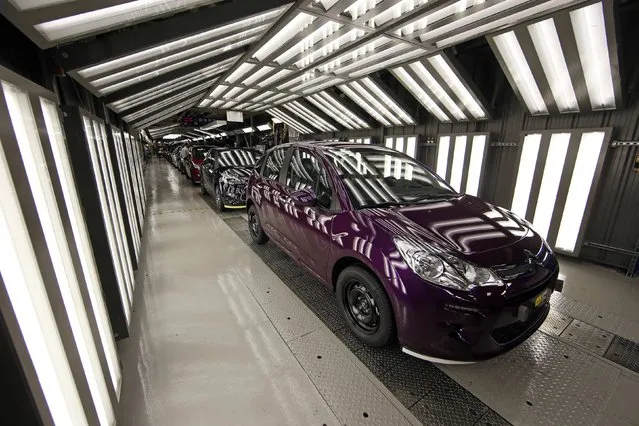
left=246, top=142, right=563, bottom=363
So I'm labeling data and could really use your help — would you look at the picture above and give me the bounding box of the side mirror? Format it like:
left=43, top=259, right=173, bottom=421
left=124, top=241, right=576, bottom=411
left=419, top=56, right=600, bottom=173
left=290, top=188, right=317, bottom=207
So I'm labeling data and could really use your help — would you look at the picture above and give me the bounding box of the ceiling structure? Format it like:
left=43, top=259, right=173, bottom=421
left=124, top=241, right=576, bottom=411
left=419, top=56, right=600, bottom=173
left=0, top=0, right=624, bottom=138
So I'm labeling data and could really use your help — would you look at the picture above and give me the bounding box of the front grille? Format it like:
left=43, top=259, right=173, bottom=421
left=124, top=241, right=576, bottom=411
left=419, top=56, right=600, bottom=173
left=493, top=263, right=535, bottom=280
left=491, top=305, right=547, bottom=345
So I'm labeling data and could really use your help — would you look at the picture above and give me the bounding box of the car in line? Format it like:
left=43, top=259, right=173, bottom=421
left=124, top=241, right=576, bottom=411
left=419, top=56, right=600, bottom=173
left=246, top=142, right=563, bottom=363
left=201, top=147, right=260, bottom=210
left=184, top=145, right=215, bottom=184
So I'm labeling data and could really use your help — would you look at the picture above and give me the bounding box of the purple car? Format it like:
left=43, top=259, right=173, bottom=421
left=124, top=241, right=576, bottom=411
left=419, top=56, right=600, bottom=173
left=246, top=142, right=563, bottom=363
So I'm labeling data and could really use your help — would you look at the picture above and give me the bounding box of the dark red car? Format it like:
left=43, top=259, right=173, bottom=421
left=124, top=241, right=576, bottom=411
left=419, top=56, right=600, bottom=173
left=184, top=145, right=214, bottom=184
left=246, top=142, right=563, bottom=363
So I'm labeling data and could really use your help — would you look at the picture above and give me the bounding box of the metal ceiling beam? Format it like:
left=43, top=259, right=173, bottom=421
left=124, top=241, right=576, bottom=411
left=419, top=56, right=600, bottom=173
left=116, top=80, right=214, bottom=116
left=49, top=0, right=293, bottom=71
left=102, top=47, right=247, bottom=103
left=22, top=0, right=154, bottom=24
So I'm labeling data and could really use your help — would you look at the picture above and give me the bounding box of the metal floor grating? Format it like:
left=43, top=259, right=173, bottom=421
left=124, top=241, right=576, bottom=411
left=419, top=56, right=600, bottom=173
left=604, top=336, right=639, bottom=374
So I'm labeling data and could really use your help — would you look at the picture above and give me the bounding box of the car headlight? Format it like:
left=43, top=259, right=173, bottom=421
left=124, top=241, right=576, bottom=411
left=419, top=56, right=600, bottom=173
left=394, top=237, right=503, bottom=290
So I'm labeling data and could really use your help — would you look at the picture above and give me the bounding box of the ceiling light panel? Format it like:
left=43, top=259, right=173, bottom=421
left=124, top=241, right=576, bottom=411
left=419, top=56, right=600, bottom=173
left=276, top=21, right=343, bottom=64
left=319, top=36, right=392, bottom=74
left=314, top=0, right=341, bottom=11
left=341, top=77, right=414, bottom=126
left=258, top=69, right=295, bottom=88
left=96, top=37, right=258, bottom=95
left=307, top=91, right=370, bottom=129
left=492, top=31, right=547, bottom=115
left=348, top=48, right=425, bottom=78
left=284, top=101, right=338, bottom=131
left=392, top=67, right=449, bottom=122
left=338, top=83, right=392, bottom=127
left=527, top=19, right=578, bottom=112
left=570, top=2, right=616, bottom=110
left=344, top=0, right=383, bottom=20
left=488, top=1, right=619, bottom=115
left=272, top=94, right=300, bottom=106
left=133, top=98, right=197, bottom=128
left=253, top=12, right=317, bottom=61
left=301, top=78, right=343, bottom=95
left=34, top=0, right=220, bottom=42
left=267, top=108, right=314, bottom=134
left=362, top=0, right=429, bottom=27
left=122, top=86, right=208, bottom=122
left=107, top=56, right=235, bottom=112
left=243, top=66, right=276, bottom=86
left=76, top=7, right=283, bottom=78
left=89, top=31, right=261, bottom=89
left=293, top=28, right=367, bottom=69
left=225, top=63, right=257, bottom=84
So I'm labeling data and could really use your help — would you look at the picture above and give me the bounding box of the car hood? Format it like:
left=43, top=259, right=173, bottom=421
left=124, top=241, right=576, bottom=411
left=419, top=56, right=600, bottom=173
left=369, top=195, right=531, bottom=256
left=220, top=167, right=252, bottom=181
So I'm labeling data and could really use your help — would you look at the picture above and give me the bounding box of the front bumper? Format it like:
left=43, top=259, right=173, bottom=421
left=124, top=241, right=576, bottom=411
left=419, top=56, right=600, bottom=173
left=220, top=182, right=248, bottom=208
left=191, top=168, right=201, bottom=182
left=396, top=268, right=561, bottom=362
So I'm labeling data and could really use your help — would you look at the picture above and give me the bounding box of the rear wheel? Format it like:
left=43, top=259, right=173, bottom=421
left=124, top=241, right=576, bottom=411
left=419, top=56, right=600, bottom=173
left=336, top=266, right=395, bottom=348
left=248, top=205, right=268, bottom=244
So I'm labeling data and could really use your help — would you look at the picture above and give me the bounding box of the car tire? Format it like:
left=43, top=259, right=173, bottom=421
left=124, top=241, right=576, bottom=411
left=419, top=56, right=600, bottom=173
left=201, top=182, right=208, bottom=195
left=248, top=205, right=268, bottom=245
left=214, top=187, right=225, bottom=212
left=336, top=265, right=395, bottom=348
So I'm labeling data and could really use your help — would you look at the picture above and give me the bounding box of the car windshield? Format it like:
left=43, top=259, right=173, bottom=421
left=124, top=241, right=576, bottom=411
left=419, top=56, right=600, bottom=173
left=218, top=149, right=259, bottom=168
left=324, top=146, right=457, bottom=208
left=191, top=146, right=211, bottom=160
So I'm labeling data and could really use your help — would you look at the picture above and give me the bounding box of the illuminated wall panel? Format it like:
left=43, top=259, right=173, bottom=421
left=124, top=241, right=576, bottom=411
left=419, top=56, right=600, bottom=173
left=436, top=133, right=490, bottom=196
left=510, top=129, right=611, bottom=255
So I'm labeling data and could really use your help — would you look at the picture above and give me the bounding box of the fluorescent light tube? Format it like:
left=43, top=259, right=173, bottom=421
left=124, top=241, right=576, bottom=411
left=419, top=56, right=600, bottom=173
left=511, top=133, right=542, bottom=218
left=257, top=124, right=272, bottom=131
left=570, top=2, right=616, bottom=110
left=532, top=133, right=570, bottom=239
left=317, top=91, right=370, bottom=128
left=555, top=131, right=605, bottom=252
left=307, top=95, right=357, bottom=129
left=339, top=83, right=392, bottom=126
left=4, top=83, right=114, bottom=425
left=253, top=13, right=316, bottom=61
left=406, top=136, right=417, bottom=159
left=449, top=135, right=467, bottom=192
left=242, top=127, right=254, bottom=133
left=528, top=19, right=578, bottom=112
left=359, top=77, right=409, bottom=124
left=428, top=55, right=487, bottom=119
left=436, top=136, right=450, bottom=179
left=493, top=31, right=548, bottom=115
left=392, top=67, right=450, bottom=122
left=35, top=0, right=216, bottom=42
left=465, top=135, right=486, bottom=196
left=243, top=66, right=275, bottom=87
left=410, top=62, right=466, bottom=121
left=226, top=63, right=257, bottom=84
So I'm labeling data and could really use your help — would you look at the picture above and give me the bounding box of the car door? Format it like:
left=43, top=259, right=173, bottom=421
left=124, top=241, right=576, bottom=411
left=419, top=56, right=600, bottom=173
left=279, top=148, right=337, bottom=278
left=201, top=149, right=215, bottom=192
left=254, top=147, right=289, bottom=243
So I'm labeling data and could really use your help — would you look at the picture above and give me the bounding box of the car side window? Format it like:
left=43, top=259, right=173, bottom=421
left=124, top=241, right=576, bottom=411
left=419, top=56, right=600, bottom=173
left=286, top=149, right=333, bottom=209
left=261, top=148, right=286, bottom=180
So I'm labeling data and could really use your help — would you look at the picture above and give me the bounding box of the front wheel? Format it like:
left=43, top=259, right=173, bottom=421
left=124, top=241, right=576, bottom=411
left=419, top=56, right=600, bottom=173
left=336, top=266, right=395, bottom=348
left=248, top=205, right=268, bottom=245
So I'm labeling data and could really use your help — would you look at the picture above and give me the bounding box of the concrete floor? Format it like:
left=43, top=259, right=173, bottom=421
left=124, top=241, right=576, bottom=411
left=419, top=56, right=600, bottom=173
left=117, top=159, right=639, bottom=426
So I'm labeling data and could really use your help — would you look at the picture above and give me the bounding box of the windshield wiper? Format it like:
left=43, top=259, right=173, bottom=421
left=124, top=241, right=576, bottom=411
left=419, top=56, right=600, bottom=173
left=358, top=201, right=405, bottom=209
left=410, top=193, right=457, bottom=203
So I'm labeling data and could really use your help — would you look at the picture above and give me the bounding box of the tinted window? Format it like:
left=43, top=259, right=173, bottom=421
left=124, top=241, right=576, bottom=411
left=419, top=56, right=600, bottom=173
left=217, top=149, right=259, bottom=168
left=262, top=148, right=287, bottom=180
left=325, top=146, right=455, bottom=208
left=286, top=149, right=332, bottom=209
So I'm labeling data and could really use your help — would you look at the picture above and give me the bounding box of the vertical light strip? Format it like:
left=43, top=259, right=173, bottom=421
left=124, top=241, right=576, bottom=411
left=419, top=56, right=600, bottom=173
left=124, top=134, right=144, bottom=224
left=81, top=117, right=131, bottom=323
left=493, top=32, right=548, bottom=115
left=394, top=137, right=405, bottom=179
left=113, top=131, right=140, bottom=258
left=40, top=99, right=121, bottom=397
left=94, top=122, right=134, bottom=298
left=528, top=19, right=578, bottom=112
left=4, top=83, right=114, bottom=425
left=511, top=133, right=542, bottom=218
left=570, top=3, right=616, bottom=110
left=532, top=133, right=570, bottom=238
left=385, top=137, right=393, bottom=148
left=406, top=136, right=417, bottom=159
left=555, top=131, right=605, bottom=252
left=465, top=135, right=486, bottom=196
left=0, top=137, right=87, bottom=426
left=449, top=135, right=467, bottom=192
left=436, top=136, right=450, bottom=178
